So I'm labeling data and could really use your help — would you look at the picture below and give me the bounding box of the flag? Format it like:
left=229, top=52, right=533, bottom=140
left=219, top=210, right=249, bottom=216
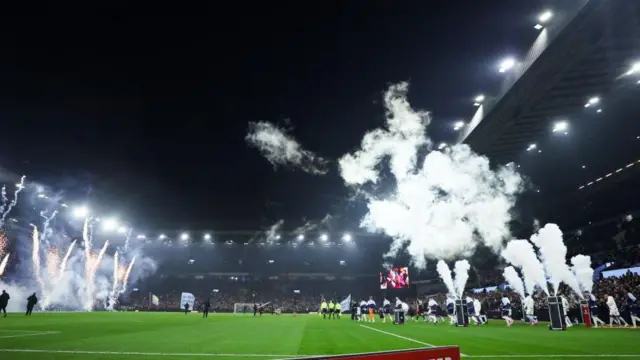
left=180, top=292, right=195, bottom=311
left=339, top=294, right=351, bottom=313
left=151, top=293, right=160, bottom=306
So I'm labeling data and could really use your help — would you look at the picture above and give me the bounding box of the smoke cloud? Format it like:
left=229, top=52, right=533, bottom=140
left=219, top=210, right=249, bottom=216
left=437, top=260, right=456, bottom=298
left=503, top=266, right=526, bottom=298
left=502, top=239, right=549, bottom=295
left=453, top=259, right=471, bottom=298
left=246, top=121, right=328, bottom=175
left=339, top=82, right=523, bottom=268
left=571, top=254, right=594, bottom=292
left=529, top=223, right=582, bottom=298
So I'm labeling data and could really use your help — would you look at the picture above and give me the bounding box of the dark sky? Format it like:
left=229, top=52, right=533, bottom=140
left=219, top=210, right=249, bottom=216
left=0, top=1, right=547, bottom=231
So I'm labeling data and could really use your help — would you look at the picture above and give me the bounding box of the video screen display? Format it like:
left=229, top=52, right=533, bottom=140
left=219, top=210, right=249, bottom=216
left=380, top=266, right=410, bottom=289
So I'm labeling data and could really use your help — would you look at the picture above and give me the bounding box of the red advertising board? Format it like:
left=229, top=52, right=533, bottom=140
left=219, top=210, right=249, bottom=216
left=290, top=346, right=460, bottom=360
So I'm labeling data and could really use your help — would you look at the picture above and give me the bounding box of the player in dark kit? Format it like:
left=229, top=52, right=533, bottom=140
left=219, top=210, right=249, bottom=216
left=183, top=302, right=190, bottom=315
left=202, top=299, right=211, bottom=318
left=26, top=293, right=37, bottom=316
left=253, top=303, right=258, bottom=316
left=0, top=290, right=9, bottom=317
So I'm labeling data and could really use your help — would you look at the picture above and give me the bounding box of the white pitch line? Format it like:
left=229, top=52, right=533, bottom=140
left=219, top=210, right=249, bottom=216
left=359, top=324, right=469, bottom=357
left=0, top=349, right=305, bottom=358
left=359, top=325, right=436, bottom=347
left=0, top=331, right=60, bottom=339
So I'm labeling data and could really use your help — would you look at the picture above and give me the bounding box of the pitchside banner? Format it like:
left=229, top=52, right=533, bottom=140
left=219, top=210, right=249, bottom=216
left=291, top=347, right=460, bottom=360
left=180, top=292, right=195, bottom=311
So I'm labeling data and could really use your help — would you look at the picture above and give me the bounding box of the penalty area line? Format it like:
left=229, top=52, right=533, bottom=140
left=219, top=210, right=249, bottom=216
left=359, top=325, right=469, bottom=357
left=0, top=349, right=305, bottom=357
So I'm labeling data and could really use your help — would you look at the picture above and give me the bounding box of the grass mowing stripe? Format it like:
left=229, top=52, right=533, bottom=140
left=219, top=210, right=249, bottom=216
left=0, top=349, right=305, bottom=357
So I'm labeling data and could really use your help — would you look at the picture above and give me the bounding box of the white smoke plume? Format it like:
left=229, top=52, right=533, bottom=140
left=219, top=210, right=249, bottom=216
left=265, top=219, right=284, bottom=242
left=529, top=223, right=582, bottom=298
left=246, top=121, right=328, bottom=175
left=502, top=239, right=549, bottom=295
left=437, top=260, right=457, bottom=298
left=570, top=254, right=594, bottom=292
left=503, top=266, right=526, bottom=298
left=339, top=82, right=523, bottom=268
left=453, top=259, right=471, bottom=298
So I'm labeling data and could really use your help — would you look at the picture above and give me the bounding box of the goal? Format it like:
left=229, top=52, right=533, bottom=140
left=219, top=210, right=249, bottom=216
left=233, top=303, right=254, bottom=314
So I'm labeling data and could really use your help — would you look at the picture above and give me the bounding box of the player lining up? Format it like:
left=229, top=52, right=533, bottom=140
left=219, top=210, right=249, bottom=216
left=367, top=296, right=376, bottom=322
left=501, top=296, right=514, bottom=327
left=382, top=298, right=391, bottom=323
left=426, top=298, right=439, bottom=324
left=523, top=295, right=538, bottom=325
left=473, top=298, right=486, bottom=324
left=358, top=299, right=367, bottom=322
left=395, top=297, right=409, bottom=324
left=586, top=292, right=605, bottom=328
left=446, top=294, right=456, bottom=325
left=606, top=294, right=628, bottom=327
left=628, top=292, right=640, bottom=328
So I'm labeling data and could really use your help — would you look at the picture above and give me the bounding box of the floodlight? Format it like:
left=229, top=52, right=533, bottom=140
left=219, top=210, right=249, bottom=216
left=297, top=234, right=304, bottom=241
left=534, top=24, right=543, bottom=30
left=342, top=233, right=352, bottom=242
left=437, top=142, right=446, bottom=150
left=73, top=206, right=89, bottom=218
left=102, top=218, right=118, bottom=231
left=319, top=233, right=328, bottom=241
left=626, top=62, right=640, bottom=76
left=538, top=11, right=553, bottom=23
left=180, top=233, right=189, bottom=241
left=136, top=234, right=146, bottom=239
left=498, top=58, right=516, bottom=73
left=158, top=234, right=167, bottom=240
left=585, top=97, right=599, bottom=107
left=526, top=144, right=537, bottom=152
left=204, top=233, right=211, bottom=241
left=117, top=226, right=127, bottom=234
left=552, top=121, right=568, bottom=133
left=473, top=94, right=485, bottom=106
left=453, top=121, right=465, bottom=131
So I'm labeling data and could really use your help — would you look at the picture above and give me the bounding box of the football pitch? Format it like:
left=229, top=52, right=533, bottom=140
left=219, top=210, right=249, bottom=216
left=0, top=312, right=638, bottom=359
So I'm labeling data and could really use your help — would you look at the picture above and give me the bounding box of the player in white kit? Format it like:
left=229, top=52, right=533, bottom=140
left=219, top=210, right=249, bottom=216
left=523, top=295, right=537, bottom=325
left=561, top=296, right=572, bottom=328
left=606, top=295, right=628, bottom=327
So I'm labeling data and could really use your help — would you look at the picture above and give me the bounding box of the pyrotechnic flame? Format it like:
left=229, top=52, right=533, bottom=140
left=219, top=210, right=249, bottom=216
left=111, top=251, right=119, bottom=301
left=32, top=226, right=45, bottom=294
left=84, top=240, right=109, bottom=311
left=120, top=256, right=136, bottom=293
left=0, top=253, right=9, bottom=276
left=58, top=240, right=77, bottom=282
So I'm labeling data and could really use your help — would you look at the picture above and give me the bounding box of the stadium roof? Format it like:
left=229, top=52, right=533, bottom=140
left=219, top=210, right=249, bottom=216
left=459, top=0, right=640, bottom=227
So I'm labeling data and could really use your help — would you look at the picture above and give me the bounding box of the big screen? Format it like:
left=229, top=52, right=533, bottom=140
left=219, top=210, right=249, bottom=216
left=380, top=266, right=409, bottom=289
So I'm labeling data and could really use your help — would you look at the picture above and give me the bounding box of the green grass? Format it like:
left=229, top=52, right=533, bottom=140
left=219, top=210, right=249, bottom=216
left=0, top=312, right=638, bottom=359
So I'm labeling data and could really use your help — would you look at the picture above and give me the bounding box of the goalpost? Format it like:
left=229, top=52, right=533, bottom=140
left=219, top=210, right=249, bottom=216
left=233, top=303, right=254, bottom=314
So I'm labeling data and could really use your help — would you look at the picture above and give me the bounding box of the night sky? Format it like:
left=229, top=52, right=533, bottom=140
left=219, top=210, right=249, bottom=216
left=0, top=1, right=549, bottom=232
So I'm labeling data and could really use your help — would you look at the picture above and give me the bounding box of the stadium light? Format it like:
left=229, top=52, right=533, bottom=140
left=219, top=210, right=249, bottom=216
left=526, top=143, right=537, bottom=152
left=180, top=233, right=189, bottom=241
left=584, top=97, right=600, bottom=107
left=498, top=57, right=516, bottom=73
left=275, top=234, right=281, bottom=240
left=538, top=11, right=553, bottom=23
left=158, top=234, right=167, bottom=240
left=453, top=121, right=465, bottom=131
left=625, top=62, right=640, bottom=76
left=552, top=121, right=568, bottom=133
left=102, top=218, right=118, bottom=231
left=136, top=234, right=146, bottom=240
left=117, top=226, right=127, bottom=234
left=204, top=233, right=211, bottom=241
left=73, top=206, right=89, bottom=218
left=268, top=260, right=275, bottom=264
left=342, top=233, right=352, bottom=242
left=296, top=234, right=304, bottom=241
left=437, top=142, right=447, bottom=150
left=319, top=233, right=329, bottom=241
left=473, top=94, right=485, bottom=106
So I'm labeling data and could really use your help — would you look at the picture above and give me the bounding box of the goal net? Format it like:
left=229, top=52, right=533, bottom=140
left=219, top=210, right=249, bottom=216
left=233, top=303, right=254, bottom=314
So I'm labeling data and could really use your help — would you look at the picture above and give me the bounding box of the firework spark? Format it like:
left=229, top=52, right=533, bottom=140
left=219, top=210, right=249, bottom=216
left=58, top=240, right=77, bottom=282
left=0, top=253, right=9, bottom=276
left=120, top=256, right=136, bottom=293
left=32, top=226, right=45, bottom=294
left=111, top=251, right=119, bottom=302
left=46, top=248, right=61, bottom=280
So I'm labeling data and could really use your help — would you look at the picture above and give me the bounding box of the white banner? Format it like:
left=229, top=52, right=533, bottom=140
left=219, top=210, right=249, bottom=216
left=340, top=294, right=351, bottom=313
left=180, top=292, right=195, bottom=311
